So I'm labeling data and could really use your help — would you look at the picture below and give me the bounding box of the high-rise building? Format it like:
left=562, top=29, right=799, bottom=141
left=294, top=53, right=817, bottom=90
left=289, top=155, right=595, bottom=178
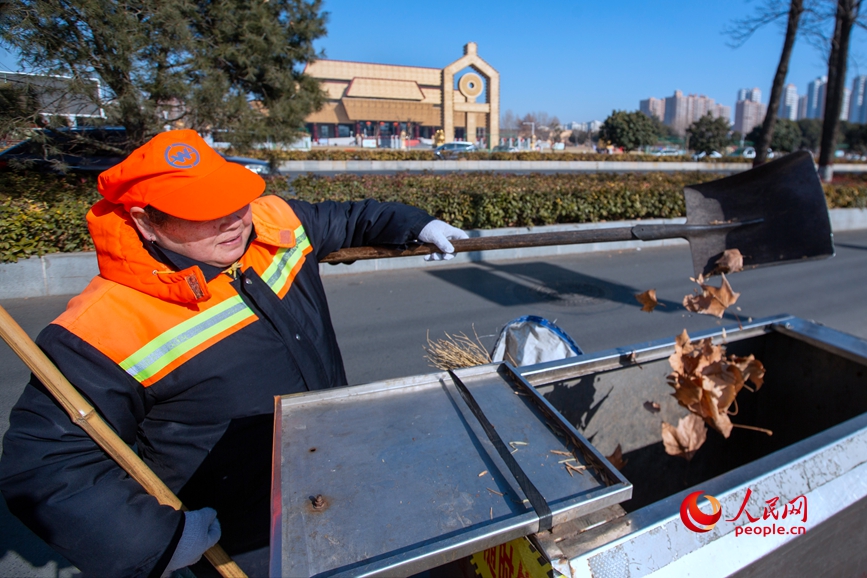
left=798, top=95, right=808, bottom=120
left=850, top=76, right=867, bottom=123
left=639, top=97, right=665, bottom=121
left=778, top=84, right=798, bottom=121
left=841, top=87, right=852, bottom=121
left=656, top=90, right=729, bottom=135
left=734, top=101, right=766, bottom=134
left=734, top=88, right=766, bottom=135
left=806, top=76, right=827, bottom=119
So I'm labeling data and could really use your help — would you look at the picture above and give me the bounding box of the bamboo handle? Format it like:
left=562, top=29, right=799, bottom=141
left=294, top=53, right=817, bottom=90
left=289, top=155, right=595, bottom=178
left=319, top=227, right=637, bottom=264
left=0, top=305, right=247, bottom=578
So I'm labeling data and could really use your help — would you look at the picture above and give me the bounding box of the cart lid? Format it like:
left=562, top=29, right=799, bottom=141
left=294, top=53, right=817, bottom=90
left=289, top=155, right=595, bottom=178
left=271, top=362, right=631, bottom=577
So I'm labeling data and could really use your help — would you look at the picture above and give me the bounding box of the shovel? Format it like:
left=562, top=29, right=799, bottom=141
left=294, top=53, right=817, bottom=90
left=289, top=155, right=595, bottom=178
left=320, top=151, right=835, bottom=277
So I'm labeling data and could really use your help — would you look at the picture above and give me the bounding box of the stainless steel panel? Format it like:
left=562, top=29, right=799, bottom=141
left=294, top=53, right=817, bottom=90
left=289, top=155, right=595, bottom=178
left=272, top=363, right=631, bottom=577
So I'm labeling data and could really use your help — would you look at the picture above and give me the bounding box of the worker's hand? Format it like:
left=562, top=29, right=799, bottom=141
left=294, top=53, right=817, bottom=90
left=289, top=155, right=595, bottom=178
left=418, top=220, right=469, bottom=261
left=161, top=507, right=221, bottom=577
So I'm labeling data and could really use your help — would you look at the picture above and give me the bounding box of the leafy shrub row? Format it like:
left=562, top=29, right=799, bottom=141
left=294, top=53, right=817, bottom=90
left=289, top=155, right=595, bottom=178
left=232, top=148, right=755, bottom=163
left=0, top=172, right=99, bottom=263
left=2, top=171, right=866, bottom=263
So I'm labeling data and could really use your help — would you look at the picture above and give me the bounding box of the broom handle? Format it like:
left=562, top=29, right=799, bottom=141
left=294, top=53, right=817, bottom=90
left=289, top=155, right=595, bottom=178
left=0, top=305, right=247, bottom=578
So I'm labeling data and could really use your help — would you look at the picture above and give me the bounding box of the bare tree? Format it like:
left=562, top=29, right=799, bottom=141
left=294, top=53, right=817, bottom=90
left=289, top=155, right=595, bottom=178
left=501, top=109, right=517, bottom=130
left=726, top=1, right=806, bottom=167
left=818, top=0, right=863, bottom=181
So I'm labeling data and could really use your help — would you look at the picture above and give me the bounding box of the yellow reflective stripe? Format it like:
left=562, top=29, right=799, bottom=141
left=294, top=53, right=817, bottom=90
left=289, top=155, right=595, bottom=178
left=120, top=296, right=254, bottom=383
left=262, top=225, right=309, bottom=294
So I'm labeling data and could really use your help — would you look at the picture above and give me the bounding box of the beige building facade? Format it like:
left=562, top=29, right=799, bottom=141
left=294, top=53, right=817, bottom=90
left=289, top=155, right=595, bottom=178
left=303, top=42, right=499, bottom=147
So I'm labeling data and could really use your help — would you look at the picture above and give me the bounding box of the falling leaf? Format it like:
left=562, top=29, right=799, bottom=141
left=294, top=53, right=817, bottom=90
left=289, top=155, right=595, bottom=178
left=683, top=273, right=740, bottom=318
left=606, top=444, right=627, bottom=471
left=635, top=289, right=661, bottom=312
left=730, top=354, right=766, bottom=391
left=666, top=329, right=768, bottom=438
left=715, top=249, right=744, bottom=274
left=643, top=401, right=661, bottom=413
left=662, top=414, right=707, bottom=461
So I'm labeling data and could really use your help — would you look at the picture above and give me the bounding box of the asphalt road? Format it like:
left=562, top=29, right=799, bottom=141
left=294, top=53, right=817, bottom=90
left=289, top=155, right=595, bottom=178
left=1, top=229, right=866, bottom=576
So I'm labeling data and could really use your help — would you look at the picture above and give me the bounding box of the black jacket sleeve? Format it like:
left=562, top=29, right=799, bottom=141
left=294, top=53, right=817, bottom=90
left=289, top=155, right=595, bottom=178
left=0, top=324, right=184, bottom=578
left=287, top=198, right=435, bottom=261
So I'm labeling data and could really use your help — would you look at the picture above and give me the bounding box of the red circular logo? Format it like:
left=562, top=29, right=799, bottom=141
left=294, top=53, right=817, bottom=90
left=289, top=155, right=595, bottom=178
left=680, top=490, right=722, bottom=532
left=164, top=143, right=200, bottom=169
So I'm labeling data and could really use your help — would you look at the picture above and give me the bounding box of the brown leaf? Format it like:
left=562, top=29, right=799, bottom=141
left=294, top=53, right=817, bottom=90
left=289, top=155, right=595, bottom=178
left=715, top=249, right=744, bottom=274
left=665, top=329, right=763, bottom=438
left=682, top=274, right=740, bottom=318
left=662, top=414, right=707, bottom=461
left=635, top=289, right=661, bottom=312
left=606, top=444, right=627, bottom=471
left=643, top=401, right=661, bottom=413
left=730, top=355, right=765, bottom=390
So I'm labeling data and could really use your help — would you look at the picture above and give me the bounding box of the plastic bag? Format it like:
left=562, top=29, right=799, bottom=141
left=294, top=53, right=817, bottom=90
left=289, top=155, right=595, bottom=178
left=490, top=315, right=582, bottom=367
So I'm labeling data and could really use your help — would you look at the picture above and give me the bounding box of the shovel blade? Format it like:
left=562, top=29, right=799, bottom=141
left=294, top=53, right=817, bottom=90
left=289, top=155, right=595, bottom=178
left=685, top=150, right=835, bottom=277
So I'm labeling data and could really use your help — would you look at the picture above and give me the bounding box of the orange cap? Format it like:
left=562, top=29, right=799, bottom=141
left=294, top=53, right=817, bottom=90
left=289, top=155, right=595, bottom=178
left=97, top=129, right=266, bottom=221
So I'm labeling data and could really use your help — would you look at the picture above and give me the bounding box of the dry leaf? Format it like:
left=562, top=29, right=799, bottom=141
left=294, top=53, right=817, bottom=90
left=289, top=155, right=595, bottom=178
left=683, top=273, right=740, bottom=318
left=666, top=329, right=767, bottom=438
left=644, top=401, right=661, bottom=413
left=715, top=249, right=744, bottom=274
left=662, top=414, right=707, bottom=461
left=635, top=289, right=661, bottom=312
left=606, top=444, right=627, bottom=471
left=730, top=354, right=765, bottom=390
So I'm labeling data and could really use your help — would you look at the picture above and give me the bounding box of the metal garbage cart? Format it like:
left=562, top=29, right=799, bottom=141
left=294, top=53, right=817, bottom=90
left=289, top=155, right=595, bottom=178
left=272, top=314, right=867, bottom=577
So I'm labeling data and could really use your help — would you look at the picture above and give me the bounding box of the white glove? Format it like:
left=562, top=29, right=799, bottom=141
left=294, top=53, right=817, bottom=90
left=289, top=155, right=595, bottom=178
left=418, top=220, right=469, bottom=261
left=162, top=508, right=221, bottom=577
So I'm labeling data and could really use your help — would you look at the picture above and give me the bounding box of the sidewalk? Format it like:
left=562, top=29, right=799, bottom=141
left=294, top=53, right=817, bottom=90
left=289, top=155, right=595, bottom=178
left=2, top=209, right=865, bottom=300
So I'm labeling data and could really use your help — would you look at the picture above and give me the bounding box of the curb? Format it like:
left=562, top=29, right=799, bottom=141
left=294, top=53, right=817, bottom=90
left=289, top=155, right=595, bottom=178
left=2, top=208, right=866, bottom=300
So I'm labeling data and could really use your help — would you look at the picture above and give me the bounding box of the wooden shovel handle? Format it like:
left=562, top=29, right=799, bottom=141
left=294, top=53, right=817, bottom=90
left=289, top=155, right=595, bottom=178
left=320, top=227, right=637, bottom=264
left=0, top=305, right=247, bottom=578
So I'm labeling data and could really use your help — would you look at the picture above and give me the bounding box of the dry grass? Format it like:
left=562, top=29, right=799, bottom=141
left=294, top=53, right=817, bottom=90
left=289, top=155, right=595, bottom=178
left=424, top=327, right=491, bottom=370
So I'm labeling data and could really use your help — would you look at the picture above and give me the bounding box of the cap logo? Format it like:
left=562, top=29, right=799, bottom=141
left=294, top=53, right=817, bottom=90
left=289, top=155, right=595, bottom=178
left=164, top=143, right=200, bottom=169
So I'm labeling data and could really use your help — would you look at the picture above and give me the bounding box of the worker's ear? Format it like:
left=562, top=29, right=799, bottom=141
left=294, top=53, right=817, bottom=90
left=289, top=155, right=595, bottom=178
left=128, top=207, right=158, bottom=242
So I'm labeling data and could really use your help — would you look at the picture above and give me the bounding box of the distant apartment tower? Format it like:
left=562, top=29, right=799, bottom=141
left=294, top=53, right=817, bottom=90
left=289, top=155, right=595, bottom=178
left=659, top=90, right=730, bottom=135
left=734, top=88, right=766, bottom=135
left=778, top=83, right=798, bottom=121
left=738, top=87, right=762, bottom=104
left=639, top=97, right=665, bottom=121
left=850, top=76, right=867, bottom=123
left=806, top=76, right=827, bottom=119
left=797, top=95, right=808, bottom=120
left=842, top=87, right=852, bottom=121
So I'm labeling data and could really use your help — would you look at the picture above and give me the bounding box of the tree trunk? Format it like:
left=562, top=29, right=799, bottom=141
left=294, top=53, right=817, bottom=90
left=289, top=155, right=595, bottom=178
left=754, top=0, right=804, bottom=167
left=818, top=0, right=862, bottom=182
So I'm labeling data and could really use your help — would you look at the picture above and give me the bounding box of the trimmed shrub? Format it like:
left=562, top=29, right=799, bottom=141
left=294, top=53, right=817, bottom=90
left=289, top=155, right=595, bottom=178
left=2, top=170, right=866, bottom=263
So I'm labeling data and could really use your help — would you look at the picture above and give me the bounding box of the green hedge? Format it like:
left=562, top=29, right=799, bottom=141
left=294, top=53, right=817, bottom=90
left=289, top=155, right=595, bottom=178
left=232, top=148, right=754, bottom=163
left=277, top=172, right=710, bottom=229
left=2, top=171, right=866, bottom=263
left=0, top=172, right=99, bottom=263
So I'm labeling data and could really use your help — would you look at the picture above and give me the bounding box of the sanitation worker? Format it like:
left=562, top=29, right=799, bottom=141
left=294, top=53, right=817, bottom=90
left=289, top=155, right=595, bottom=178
left=0, top=129, right=468, bottom=577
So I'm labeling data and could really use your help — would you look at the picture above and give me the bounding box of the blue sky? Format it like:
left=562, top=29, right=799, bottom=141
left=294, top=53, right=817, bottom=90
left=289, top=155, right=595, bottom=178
left=4, top=0, right=867, bottom=123
left=311, top=0, right=867, bottom=122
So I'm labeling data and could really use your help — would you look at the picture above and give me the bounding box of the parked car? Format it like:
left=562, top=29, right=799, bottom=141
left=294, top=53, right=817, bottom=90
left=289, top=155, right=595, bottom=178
left=691, top=150, right=723, bottom=160
left=0, top=127, right=275, bottom=175
left=730, top=146, right=757, bottom=159
left=434, top=141, right=476, bottom=159
left=491, top=144, right=519, bottom=153
left=652, top=147, right=686, bottom=157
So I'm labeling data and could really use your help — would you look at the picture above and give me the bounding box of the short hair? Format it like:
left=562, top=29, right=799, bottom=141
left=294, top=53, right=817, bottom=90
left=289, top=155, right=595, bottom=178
left=144, top=205, right=172, bottom=227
